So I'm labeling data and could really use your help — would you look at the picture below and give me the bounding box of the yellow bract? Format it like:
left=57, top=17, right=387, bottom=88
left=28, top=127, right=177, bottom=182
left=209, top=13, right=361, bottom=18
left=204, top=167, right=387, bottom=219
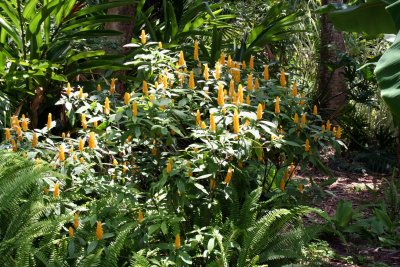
left=141, top=29, right=146, bottom=45
left=96, top=221, right=103, bottom=240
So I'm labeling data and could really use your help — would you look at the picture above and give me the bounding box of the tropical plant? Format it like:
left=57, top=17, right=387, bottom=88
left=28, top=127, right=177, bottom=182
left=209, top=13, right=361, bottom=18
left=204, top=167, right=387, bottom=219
left=0, top=0, right=132, bottom=127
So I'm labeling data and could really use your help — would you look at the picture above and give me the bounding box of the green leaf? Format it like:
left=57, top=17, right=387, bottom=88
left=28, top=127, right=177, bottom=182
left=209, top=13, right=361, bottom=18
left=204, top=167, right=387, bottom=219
left=207, top=238, right=215, bottom=253
left=0, top=16, right=22, bottom=48
left=375, top=31, right=400, bottom=121
left=67, top=51, right=106, bottom=64
left=148, top=224, right=160, bottom=235
left=87, top=240, right=98, bottom=254
left=328, top=0, right=397, bottom=36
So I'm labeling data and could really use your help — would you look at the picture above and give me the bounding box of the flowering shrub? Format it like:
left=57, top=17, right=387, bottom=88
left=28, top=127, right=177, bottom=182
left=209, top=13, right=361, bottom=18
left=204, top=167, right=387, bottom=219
left=0, top=36, right=341, bottom=265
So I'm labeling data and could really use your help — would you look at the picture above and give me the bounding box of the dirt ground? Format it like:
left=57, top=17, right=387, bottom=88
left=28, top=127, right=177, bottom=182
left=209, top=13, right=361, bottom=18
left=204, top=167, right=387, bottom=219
left=302, top=167, right=400, bottom=267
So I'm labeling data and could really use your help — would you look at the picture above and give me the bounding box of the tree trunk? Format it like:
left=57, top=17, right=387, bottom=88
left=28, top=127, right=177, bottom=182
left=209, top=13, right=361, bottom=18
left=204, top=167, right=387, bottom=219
left=104, top=4, right=136, bottom=55
left=316, top=0, right=347, bottom=119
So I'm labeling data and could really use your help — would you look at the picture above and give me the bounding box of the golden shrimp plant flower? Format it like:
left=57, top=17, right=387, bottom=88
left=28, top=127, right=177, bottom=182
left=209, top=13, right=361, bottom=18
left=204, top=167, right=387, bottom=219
left=210, top=113, right=216, bottom=132
left=96, top=221, right=103, bottom=240
left=124, top=92, right=130, bottom=105
left=188, top=71, right=195, bottom=89
left=257, top=103, right=263, bottom=121
left=217, top=83, right=225, bottom=106
left=274, top=97, right=280, bottom=114
left=53, top=182, right=60, bottom=199
left=47, top=113, right=52, bottom=130
left=280, top=69, right=286, bottom=87
left=263, top=65, right=269, bottom=80
left=224, top=167, right=233, bottom=185
left=74, top=213, right=79, bottom=229
left=104, top=97, right=110, bottom=115
left=175, top=234, right=181, bottom=249
left=59, top=144, right=65, bottom=162
left=141, top=29, right=146, bottom=45
left=233, top=109, right=240, bottom=133
left=5, top=128, right=10, bottom=141
left=88, top=132, right=96, bottom=149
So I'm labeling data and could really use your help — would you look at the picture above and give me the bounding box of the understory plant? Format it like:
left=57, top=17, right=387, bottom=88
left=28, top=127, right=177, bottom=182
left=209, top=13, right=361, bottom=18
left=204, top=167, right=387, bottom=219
left=0, top=35, right=342, bottom=266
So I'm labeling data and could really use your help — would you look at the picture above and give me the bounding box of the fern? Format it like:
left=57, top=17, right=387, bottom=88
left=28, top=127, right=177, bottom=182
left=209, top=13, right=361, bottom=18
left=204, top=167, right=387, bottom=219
left=104, top=223, right=134, bottom=267
left=129, top=250, right=150, bottom=267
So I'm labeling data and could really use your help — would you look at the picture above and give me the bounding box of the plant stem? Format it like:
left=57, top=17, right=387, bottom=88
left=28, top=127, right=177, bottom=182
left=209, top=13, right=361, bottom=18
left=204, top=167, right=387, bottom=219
left=16, top=0, right=27, bottom=61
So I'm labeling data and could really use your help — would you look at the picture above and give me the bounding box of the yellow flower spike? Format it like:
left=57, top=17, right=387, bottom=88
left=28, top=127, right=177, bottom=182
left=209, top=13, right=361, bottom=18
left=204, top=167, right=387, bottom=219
left=220, top=52, right=225, bottom=65
left=321, top=125, right=326, bottom=134
left=175, top=234, right=181, bottom=249
left=326, top=120, right=331, bottom=131
left=217, top=83, right=225, bottom=106
left=188, top=71, right=195, bottom=89
left=210, top=179, right=216, bottom=190
left=229, top=80, right=235, bottom=96
left=300, top=93, right=305, bottom=106
left=36, top=157, right=41, bottom=165
left=158, top=41, right=163, bottom=49
left=124, top=92, right=130, bottom=105
left=194, top=40, right=199, bottom=61
left=93, top=120, right=98, bottom=128
left=204, top=64, right=209, bottom=81
left=96, top=221, right=103, bottom=240
left=179, top=50, right=185, bottom=66
left=305, top=139, right=310, bottom=152
left=254, top=78, right=259, bottom=90
left=104, top=97, right=110, bottom=114
left=78, top=87, right=83, bottom=99
left=54, top=182, right=60, bottom=199
left=88, top=132, right=96, bottom=149
left=246, top=95, right=250, bottom=105
left=244, top=119, right=251, bottom=127
left=154, top=82, right=159, bottom=89
left=5, top=128, right=10, bottom=141
left=313, top=105, right=318, bottom=116
left=163, top=75, right=168, bottom=89
left=74, top=213, right=79, bottom=229
left=16, top=126, right=22, bottom=141
left=11, top=115, right=19, bottom=129
left=79, top=138, right=84, bottom=152
left=242, top=60, right=246, bottom=70
left=247, top=74, right=253, bottom=90
left=200, top=121, right=207, bottom=129
left=280, top=69, right=287, bottom=87
left=215, top=62, right=221, bottom=80
left=97, top=84, right=101, bottom=92
left=289, top=163, right=295, bottom=178
left=141, top=29, right=146, bottom=45
left=132, top=101, right=138, bottom=117
left=274, top=97, right=280, bottom=114
left=158, top=74, right=162, bottom=84
left=179, top=73, right=184, bottom=86
left=336, top=126, right=342, bottom=139
left=184, top=68, right=188, bottom=73
left=66, top=82, right=72, bottom=96
left=292, top=113, right=298, bottom=124
left=210, top=113, right=216, bottom=132
left=81, top=114, right=87, bottom=129
left=166, top=158, right=173, bottom=174
left=123, top=161, right=127, bottom=174
left=238, top=84, right=244, bottom=105
left=47, top=113, right=52, bottom=130
left=80, top=157, right=85, bottom=164
left=249, top=55, right=254, bottom=70
left=301, top=113, right=306, bottom=126
left=59, top=144, right=65, bottom=162
left=142, top=81, right=148, bottom=96
left=291, top=82, right=297, bottom=96
left=227, top=54, right=232, bottom=67
left=263, top=65, right=269, bottom=80
left=225, top=167, right=233, bottom=185
left=148, top=94, right=155, bottom=102
left=280, top=177, right=285, bottom=192
left=196, top=109, right=201, bottom=126
left=32, top=132, right=38, bottom=148
left=233, top=109, right=240, bottom=134
left=11, top=139, right=17, bottom=152
left=298, top=183, right=304, bottom=193
left=73, top=153, right=77, bottom=161
left=68, top=226, right=74, bottom=237
left=138, top=209, right=144, bottom=223
left=110, top=78, right=116, bottom=94
left=113, top=158, right=118, bottom=167
left=62, top=132, right=66, bottom=139
left=257, top=103, right=263, bottom=121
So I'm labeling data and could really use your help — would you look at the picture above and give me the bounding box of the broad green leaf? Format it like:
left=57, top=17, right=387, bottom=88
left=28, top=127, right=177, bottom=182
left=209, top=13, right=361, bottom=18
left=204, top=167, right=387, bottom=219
left=0, top=16, right=22, bottom=48
left=328, top=0, right=397, bottom=36
left=67, top=51, right=106, bottom=64
left=375, top=32, right=400, bottom=121
left=61, top=15, right=133, bottom=32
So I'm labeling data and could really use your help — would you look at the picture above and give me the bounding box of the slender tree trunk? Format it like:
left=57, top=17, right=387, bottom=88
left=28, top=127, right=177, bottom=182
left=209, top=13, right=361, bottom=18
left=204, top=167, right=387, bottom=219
left=316, top=0, right=347, bottom=119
